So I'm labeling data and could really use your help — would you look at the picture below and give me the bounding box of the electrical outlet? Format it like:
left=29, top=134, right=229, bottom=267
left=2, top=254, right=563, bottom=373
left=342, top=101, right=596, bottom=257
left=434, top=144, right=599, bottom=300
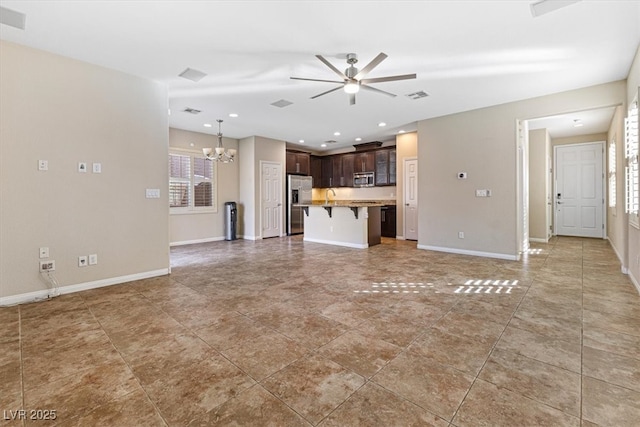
left=78, top=162, right=87, bottom=172
left=458, top=231, right=464, bottom=239
left=38, top=160, right=48, bottom=171
left=39, top=260, right=55, bottom=272
left=39, top=247, right=49, bottom=259
left=89, top=254, right=98, bottom=265
left=78, top=256, right=88, bottom=267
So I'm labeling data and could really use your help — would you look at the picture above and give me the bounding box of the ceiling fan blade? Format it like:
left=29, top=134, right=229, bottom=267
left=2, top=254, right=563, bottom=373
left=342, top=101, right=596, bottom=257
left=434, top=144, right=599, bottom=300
left=360, top=73, right=417, bottom=84
left=360, top=84, right=397, bottom=98
left=310, top=86, right=344, bottom=99
left=349, top=93, right=356, bottom=105
left=354, top=52, right=388, bottom=80
left=316, top=55, right=348, bottom=79
left=290, top=77, right=344, bottom=84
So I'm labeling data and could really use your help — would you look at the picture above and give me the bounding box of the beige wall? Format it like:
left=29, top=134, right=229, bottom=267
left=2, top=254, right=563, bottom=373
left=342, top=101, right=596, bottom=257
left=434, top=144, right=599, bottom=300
left=168, top=128, right=239, bottom=245
left=0, top=41, right=169, bottom=303
left=238, top=136, right=286, bottom=239
left=625, top=44, right=640, bottom=289
left=396, top=132, right=418, bottom=239
left=529, top=129, right=550, bottom=241
left=607, top=106, right=628, bottom=267
left=417, top=80, right=626, bottom=259
left=551, top=133, right=608, bottom=148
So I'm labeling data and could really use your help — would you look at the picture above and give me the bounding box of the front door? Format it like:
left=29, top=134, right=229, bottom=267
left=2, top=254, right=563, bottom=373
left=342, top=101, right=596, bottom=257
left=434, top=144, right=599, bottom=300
left=261, top=161, right=282, bottom=238
left=554, top=142, right=604, bottom=238
left=404, top=158, right=418, bottom=240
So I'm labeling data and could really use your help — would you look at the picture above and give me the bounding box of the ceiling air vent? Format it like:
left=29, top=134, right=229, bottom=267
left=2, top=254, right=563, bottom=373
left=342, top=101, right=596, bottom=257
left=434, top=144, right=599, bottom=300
left=271, top=99, right=293, bottom=108
left=0, top=6, right=26, bottom=30
left=406, top=91, right=429, bottom=100
left=183, top=108, right=202, bottom=115
left=178, top=68, right=207, bottom=82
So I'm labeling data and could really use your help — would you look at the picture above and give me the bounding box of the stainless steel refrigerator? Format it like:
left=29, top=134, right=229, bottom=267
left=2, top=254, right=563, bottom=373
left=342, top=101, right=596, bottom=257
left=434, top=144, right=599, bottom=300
left=287, top=175, right=312, bottom=235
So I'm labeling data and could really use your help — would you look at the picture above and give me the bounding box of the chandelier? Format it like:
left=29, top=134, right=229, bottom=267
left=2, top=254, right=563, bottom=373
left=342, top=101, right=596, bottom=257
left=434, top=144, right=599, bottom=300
left=203, top=119, right=236, bottom=163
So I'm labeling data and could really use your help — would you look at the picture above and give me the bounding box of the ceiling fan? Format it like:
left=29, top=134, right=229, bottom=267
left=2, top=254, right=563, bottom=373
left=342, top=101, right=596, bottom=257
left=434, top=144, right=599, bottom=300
left=290, top=52, right=416, bottom=105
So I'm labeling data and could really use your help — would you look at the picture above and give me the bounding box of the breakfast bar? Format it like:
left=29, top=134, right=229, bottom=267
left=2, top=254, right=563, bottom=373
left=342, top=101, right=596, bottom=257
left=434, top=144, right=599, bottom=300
left=298, top=201, right=383, bottom=248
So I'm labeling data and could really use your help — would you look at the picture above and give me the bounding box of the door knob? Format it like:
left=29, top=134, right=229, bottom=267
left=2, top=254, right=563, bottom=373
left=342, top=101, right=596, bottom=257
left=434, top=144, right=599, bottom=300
left=405, top=203, right=409, bottom=206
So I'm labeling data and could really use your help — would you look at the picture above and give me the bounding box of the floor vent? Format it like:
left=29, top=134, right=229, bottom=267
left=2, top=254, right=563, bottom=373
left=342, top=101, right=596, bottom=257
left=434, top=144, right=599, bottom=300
left=271, top=99, right=294, bottom=108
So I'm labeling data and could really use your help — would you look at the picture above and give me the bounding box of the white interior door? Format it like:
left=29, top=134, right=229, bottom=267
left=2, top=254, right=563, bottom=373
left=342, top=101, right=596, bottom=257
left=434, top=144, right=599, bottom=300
left=261, top=161, right=282, bottom=238
left=554, top=142, right=604, bottom=238
left=404, top=158, right=418, bottom=240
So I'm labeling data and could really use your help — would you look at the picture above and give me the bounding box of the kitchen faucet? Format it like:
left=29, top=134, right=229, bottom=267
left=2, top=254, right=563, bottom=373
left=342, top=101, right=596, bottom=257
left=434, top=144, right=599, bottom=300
left=325, top=188, right=336, bottom=205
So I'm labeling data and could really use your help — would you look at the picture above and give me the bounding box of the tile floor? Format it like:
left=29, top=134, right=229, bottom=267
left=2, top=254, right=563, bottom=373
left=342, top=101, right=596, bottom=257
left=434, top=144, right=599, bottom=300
left=1, top=236, right=639, bottom=426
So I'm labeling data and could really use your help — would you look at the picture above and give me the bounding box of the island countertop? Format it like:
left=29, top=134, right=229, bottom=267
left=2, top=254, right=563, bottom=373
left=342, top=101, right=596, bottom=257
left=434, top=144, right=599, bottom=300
left=296, top=200, right=395, bottom=207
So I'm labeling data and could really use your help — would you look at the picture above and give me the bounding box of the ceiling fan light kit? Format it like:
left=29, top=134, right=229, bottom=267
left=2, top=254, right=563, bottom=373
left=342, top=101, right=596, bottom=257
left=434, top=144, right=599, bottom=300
left=290, top=52, right=416, bottom=105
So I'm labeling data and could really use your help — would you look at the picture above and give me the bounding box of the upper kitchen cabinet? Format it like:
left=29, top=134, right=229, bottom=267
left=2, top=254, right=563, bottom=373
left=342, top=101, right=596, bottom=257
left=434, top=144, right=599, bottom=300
left=286, top=150, right=310, bottom=175
left=375, top=148, right=396, bottom=186
left=332, top=153, right=355, bottom=187
left=354, top=151, right=375, bottom=173
left=310, top=155, right=322, bottom=188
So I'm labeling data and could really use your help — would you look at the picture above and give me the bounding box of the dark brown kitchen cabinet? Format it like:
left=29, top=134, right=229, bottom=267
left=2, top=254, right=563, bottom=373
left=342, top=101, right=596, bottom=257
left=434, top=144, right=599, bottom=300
left=310, top=155, right=322, bottom=188
left=321, top=156, right=333, bottom=187
left=354, top=151, right=375, bottom=173
left=375, top=148, right=396, bottom=186
left=332, top=153, right=354, bottom=187
left=286, top=150, right=310, bottom=175
left=380, top=205, right=396, bottom=238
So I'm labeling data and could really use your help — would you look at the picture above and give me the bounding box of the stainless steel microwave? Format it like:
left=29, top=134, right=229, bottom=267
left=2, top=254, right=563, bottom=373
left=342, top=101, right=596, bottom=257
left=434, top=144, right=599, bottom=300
left=354, top=172, right=374, bottom=187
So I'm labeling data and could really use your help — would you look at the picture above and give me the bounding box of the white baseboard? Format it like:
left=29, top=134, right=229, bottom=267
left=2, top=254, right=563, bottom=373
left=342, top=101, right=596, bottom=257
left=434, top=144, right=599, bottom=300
left=303, top=237, right=368, bottom=249
left=240, top=235, right=260, bottom=241
left=417, top=245, right=518, bottom=261
left=0, top=268, right=169, bottom=307
left=529, top=237, right=549, bottom=243
left=170, top=236, right=224, bottom=247
left=607, top=238, right=627, bottom=271
left=395, top=235, right=405, bottom=240
left=629, top=269, right=640, bottom=295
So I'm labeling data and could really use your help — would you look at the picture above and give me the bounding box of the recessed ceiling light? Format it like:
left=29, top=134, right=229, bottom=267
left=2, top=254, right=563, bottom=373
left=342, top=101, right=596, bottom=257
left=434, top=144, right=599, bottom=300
left=299, top=139, right=305, bottom=144
left=398, top=130, right=406, bottom=134
left=321, top=143, right=327, bottom=147
left=229, top=113, right=238, bottom=118
left=204, top=123, right=212, bottom=128
left=355, top=137, right=362, bottom=142
left=334, top=132, right=341, bottom=136
left=573, top=119, right=584, bottom=127
left=378, top=122, right=386, bottom=127
left=189, top=143, right=195, bottom=147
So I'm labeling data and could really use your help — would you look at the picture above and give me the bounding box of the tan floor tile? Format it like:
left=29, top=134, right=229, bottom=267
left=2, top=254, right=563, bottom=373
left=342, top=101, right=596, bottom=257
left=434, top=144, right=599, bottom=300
left=354, top=310, right=425, bottom=347
left=432, top=311, right=505, bottom=346
left=583, top=294, right=640, bottom=320
left=319, top=382, right=449, bottom=427
left=272, top=312, right=350, bottom=350
left=408, top=328, right=494, bottom=375
left=0, top=307, right=19, bottom=344
left=453, top=379, right=580, bottom=426
left=317, top=330, right=402, bottom=378
left=22, top=333, right=123, bottom=390
left=194, top=313, right=271, bottom=352
left=262, top=353, right=364, bottom=424
left=23, top=360, right=139, bottom=425
left=583, top=327, right=640, bottom=360
left=189, top=385, right=310, bottom=426
left=373, top=350, right=474, bottom=421
left=582, top=376, right=640, bottom=427
left=583, top=309, right=640, bottom=337
left=478, top=347, right=581, bottom=416
left=144, top=352, right=255, bottom=425
left=221, top=331, right=308, bottom=380
left=583, top=346, right=640, bottom=392
left=64, top=388, right=166, bottom=427
left=496, top=326, right=581, bottom=373
left=320, top=300, right=380, bottom=327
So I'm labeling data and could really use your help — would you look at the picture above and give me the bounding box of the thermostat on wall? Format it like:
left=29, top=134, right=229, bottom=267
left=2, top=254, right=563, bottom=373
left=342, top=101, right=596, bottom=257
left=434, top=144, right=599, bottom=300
left=457, top=172, right=467, bottom=179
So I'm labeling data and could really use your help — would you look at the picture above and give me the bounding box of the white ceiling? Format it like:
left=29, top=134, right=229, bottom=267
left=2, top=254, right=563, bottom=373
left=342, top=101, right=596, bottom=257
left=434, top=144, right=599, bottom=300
left=1, top=1, right=639, bottom=151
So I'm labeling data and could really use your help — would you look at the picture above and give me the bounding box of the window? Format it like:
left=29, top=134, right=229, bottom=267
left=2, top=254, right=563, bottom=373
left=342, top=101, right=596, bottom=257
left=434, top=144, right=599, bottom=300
left=169, top=152, right=216, bottom=213
left=625, top=98, right=639, bottom=227
left=608, top=138, right=616, bottom=208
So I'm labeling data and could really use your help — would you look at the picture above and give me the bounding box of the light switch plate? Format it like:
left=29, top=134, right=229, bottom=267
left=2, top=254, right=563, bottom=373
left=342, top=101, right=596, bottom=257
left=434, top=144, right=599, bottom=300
left=145, top=189, right=160, bottom=199
left=38, top=160, right=48, bottom=171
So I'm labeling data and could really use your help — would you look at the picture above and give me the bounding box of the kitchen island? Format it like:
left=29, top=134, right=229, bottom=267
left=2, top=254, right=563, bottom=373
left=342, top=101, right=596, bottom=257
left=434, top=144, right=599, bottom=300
left=297, top=201, right=386, bottom=248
